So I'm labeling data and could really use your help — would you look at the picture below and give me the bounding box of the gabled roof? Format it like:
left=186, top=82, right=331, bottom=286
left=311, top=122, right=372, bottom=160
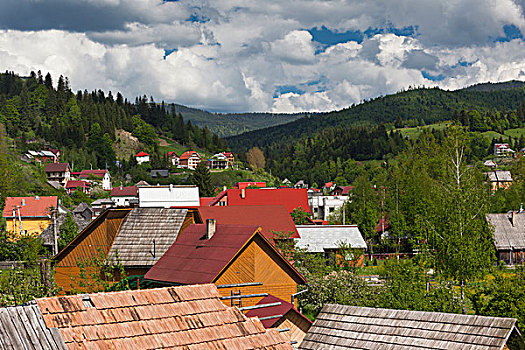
left=210, top=188, right=311, bottom=213
left=107, top=208, right=189, bottom=267
left=300, top=304, right=519, bottom=350
left=0, top=304, right=66, bottom=349
left=487, top=212, right=525, bottom=249
left=180, top=150, right=199, bottom=160
left=199, top=205, right=300, bottom=240
left=295, top=225, right=366, bottom=251
left=64, top=180, right=90, bottom=189
left=44, top=163, right=68, bottom=173
left=79, top=169, right=108, bottom=178
left=111, top=185, right=138, bottom=197
left=246, top=294, right=312, bottom=328
left=485, top=170, right=513, bottom=182
left=136, top=151, right=149, bottom=157
left=167, top=151, right=178, bottom=157
left=3, top=196, right=58, bottom=218
left=331, top=185, right=353, bottom=195
left=35, top=284, right=293, bottom=349
left=145, top=223, right=306, bottom=285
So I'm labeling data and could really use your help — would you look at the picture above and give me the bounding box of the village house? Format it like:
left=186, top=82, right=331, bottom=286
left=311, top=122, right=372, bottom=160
left=110, top=185, right=138, bottom=206
left=145, top=220, right=307, bottom=308
left=330, top=185, right=353, bottom=196
left=246, top=294, right=312, bottom=346
left=53, top=207, right=200, bottom=294
left=64, top=180, right=91, bottom=195
left=208, top=153, right=229, bottom=169
left=0, top=284, right=293, bottom=349
left=179, top=150, right=201, bottom=169
left=90, top=198, right=115, bottom=217
left=295, top=225, right=367, bottom=266
left=166, top=151, right=179, bottom=166
left=44, top=162, right=70, bottom=185
left=308, top=191, right=348, bottom=221
left=25, top=150, right=59, bottom=163
left=40, top=203, right=93, bottom=253
left=487, top=211, right=525, bottom=265
left=485, top=170, right=513, bottom=190
left=222, top=151, right=235, bottom=166
left=494, top=143, right=515, bottom=157
left=3, top=196, right=66, bottom=238
left=78, top=169, right=112, bottom=190
left=484, top=159, right=497, bottom=168
left=135, top=151, right=150, bottom=164
left=208, top=188, right=311, bottom=214
left=300, top=304, right=522, bottom=350
left=138, top=185, right=200, bottom=207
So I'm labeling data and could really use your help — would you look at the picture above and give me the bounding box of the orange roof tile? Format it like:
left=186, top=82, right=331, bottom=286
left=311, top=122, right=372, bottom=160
left=36, top=284, right=293, bottom=349
left=3, top=196, right=58, bottom=218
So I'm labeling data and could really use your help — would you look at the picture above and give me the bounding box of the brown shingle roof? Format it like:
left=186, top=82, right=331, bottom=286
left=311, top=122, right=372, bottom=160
left=36, top=284, right=293, bottom=349
left=44, top=163, right=69, bottom=173
left=299, top=304, right=518, bottom=350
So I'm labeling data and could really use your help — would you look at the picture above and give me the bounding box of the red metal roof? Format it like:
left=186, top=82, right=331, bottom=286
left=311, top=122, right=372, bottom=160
left=199, top=197, right=215, bottom=206
left=236, top=181, right=267, bottom=189
left=79, top=169, right=108, bottom=178
left=111, top=185, right=138, bottom=197
left=65, top=180, right=90, bottom=189
left=179, top=150, right=199, bottom=160
left=198, top=205, right=300, bottom=240
left=44, top=162, right=68, bottom=172
left=3, top=196, right=58, bottom=218
left=246, top=294, right=312, bottom=328
left=210, top=188, right=310, bottom=214
left=145, top=224, right=261, bottom=284
left=136, top=151, right=149, bottom=157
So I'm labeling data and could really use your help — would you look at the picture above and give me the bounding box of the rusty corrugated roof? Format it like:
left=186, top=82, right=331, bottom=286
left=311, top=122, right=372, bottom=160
left=36, top=284, right=293, bottom=349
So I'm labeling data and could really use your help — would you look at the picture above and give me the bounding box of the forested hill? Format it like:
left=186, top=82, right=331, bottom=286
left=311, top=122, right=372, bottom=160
left=226, top=83, right=525, bottom=152
left=0, top=71, right=226, bottom=171
left=170, top=103, right=306, bottom=137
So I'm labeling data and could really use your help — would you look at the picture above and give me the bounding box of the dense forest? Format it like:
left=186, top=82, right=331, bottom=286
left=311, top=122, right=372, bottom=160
left=229, top=83, right=525, bottom=185
left=227, top=84, right=525, bottom=151
left=0, top=71, right=226, bottom=171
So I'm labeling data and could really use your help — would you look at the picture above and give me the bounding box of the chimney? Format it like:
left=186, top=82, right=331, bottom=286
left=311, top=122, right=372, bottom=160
left=206, top=219, right=216, bottom=239
left=241, top=188, right=245, bottom=199
left=21, top=199, right=26, bottom=206
left=512, top=210, right=516, bottom=227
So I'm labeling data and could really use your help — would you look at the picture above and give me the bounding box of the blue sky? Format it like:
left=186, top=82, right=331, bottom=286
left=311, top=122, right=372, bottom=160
left=0, top=0, right=524, bottom=112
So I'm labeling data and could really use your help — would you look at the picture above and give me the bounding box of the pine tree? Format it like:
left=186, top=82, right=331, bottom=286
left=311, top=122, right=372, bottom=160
left=192, top=161, right=213, bottom=197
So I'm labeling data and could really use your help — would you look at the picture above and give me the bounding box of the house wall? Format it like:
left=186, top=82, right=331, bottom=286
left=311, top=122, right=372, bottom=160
left=55, top=209, right=130, bottom=294
left=497, top=249, right=525, bottom=265
left=112, top=196, right=137, bottom=207
left=274, top=311, right=311, bottom=346
left=215, top=237, right=300, bottom=307
left=6, top=218, right=51, bottom=237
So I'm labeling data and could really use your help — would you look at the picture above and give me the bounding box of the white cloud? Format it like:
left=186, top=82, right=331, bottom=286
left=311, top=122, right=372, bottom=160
left=0, top=1, right=524, bottom=112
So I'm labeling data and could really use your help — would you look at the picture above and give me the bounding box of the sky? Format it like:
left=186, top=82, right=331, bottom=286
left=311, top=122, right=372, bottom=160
left=1, top=0, right=525, bottom=113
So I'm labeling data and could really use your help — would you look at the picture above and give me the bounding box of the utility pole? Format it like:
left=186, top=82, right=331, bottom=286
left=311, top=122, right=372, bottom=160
left=52, top=206, right=58, bottom=255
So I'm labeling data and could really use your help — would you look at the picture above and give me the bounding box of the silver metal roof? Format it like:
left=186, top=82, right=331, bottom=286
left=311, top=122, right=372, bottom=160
left=295, top=225, right=367, bottom=251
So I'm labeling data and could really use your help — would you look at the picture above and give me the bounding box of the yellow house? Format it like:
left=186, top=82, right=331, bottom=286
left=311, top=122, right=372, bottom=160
left=3, top=196, right=62, bottom=238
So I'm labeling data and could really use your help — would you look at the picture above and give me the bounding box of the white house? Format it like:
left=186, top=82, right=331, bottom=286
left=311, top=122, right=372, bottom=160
left=138, top=185, right=200, bottom=208
left=179, top=151, right=201, bottom=170
left=79, top=169, right=112, bottom=191
left=308, top=192, right=348, bottom=221
left=208, top=153, right=229, bottom=169
left=136, top=151, right=150, bottom=164
left=110, top=186, right=139, bottom=207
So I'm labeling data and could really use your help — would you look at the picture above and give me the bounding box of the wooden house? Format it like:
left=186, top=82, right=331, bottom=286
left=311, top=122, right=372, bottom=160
left=246, top=294, right=312, bottom=346
left=485, top=170, right=513, bottom=191
left=487, top=211, right=525, bottom=265
left=1, top=284, right=292, bottom=349
left=53, top=207, right=199, bottom=294
left=300, top=304, right=523, bottom=350
left=144, top=220, right=307, bottom=307
left=44, top=162, right=70, bottom=185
